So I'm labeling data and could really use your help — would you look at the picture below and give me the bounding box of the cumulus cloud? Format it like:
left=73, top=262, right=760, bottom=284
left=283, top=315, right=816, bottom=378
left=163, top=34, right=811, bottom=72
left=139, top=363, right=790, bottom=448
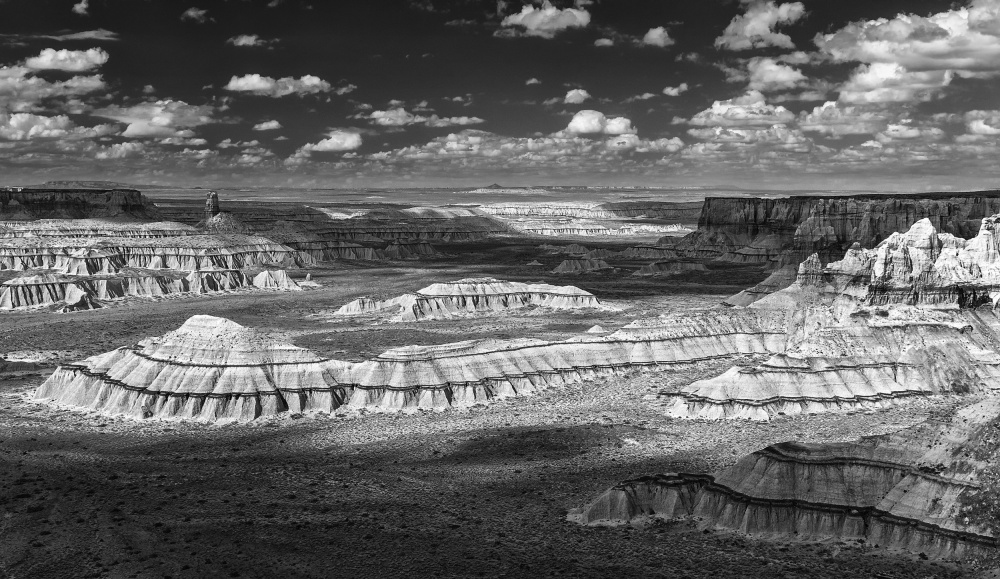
left=0, top=65, right=106, bottom=111
left=224, top=74, right=332, bottom=97
left=594, top=38, right=614, bottom=47
left=715, top=1, right=806, bottom=51
left=746, top=57, right=807, bottom=91
left=564, top=89, right=591, bottom=104
left=94, top=99, right=214, bottom=138
left=95, top=141, right=144, bottom=159
left=365, top=107, right=484, bottom=128
left=499, top=1, right=591, bottom=38
left=526, top=77, right=541, bottom=85
left=180, top=7, right=211, bottom=24
left=797, top=101, right=889, bottom=136
left=875, top=123, right=946, bottom=144
left=642, top=26, right=675, bottom=48
left=686, top=90, right=795, bottom=127
left=624, top=92, right=657, bottom=103
left=72, top=0, right=89, bottom=16
left=663, top=83, right=689, bottom=96
left=226, top=35, right=278, bottom=48
left=286, top=130, right=362, bottom=165
left=965, top=110, right=1000, bottom=135
left=252, top=120, right=283, bottom=131
left=565, top=110, right=635, bottom=135
left=686, top=124, right=813, bottom=152
left=837, top=63, right=951, bottom=104
left=0, top=112, right=114, bottom=140
left=24, top=48, right=108, bottom=72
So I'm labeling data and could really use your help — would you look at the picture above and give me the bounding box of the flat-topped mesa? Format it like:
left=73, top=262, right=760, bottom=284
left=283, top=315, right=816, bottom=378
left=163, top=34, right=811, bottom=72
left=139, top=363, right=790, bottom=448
left=36, top=309, right=791, bottom=420
left=614, top=246, right=679, bottom=260
left=0, top=234, right=311, bottom=273
left=0, top=219, right=198, bottom=239
left=0, top=269, right=300, bottom=311
left=335, top=278, right=611, bottom=322
left=632, top=261, right=707, bottom=277
left=578, top=397, right=1000, bottom=560
left=552, top=258, right=612, bottom=274
left=1, top=187, right=159, bottom=220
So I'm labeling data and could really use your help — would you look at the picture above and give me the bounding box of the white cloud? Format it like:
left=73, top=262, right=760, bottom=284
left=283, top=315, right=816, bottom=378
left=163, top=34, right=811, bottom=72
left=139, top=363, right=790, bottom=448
left=642, top=27, right=674, bottom=48
left=746, top=57, right=806, bottom=91
left=180, top=7, right=210, bottom=24
left=686, top=90, right=795, bottom=127
left=286, top=130, right=362, bottom=165
left=837, top=63, right=951, bottom=104
left=94, top=99, right=214, bottom=138
left=564, top=89, right=591, bottom=104
left=797, top=101, right=889, bottom=136
left=500, top=1, right=591, bottom=38
left=526, top=77, right=541, bottom=85
left=715, top=1, right=806, bottom=51
left=565, top=110, right=635, bottom=135
left=965, top=110, right=1000, bottom=135
left=159, top=136, right=208, bottom=146
left=253, top=120, right=283, bottom=131
left=686, top=124, right=812, bottom=152
left=0, top=112, right=114, bottom=140
left=624, top=92, right=657, bottom=103
left=663, top=83, right=689, bottom=96
left=875, top=123, right=946, bottom=144
left=226, top=35, right=277, bottom=48
left=605, top=133, right=684, bottom=153
left=366, top=107, right=484, bottom=127
left=95, top=142, right=144, bottom=159
left=24, top=48, right=108, bottom=72
left=0, top=66, right=106, bottom=112
left=224, top=74, right=332, bottom=97
left=594, top=38, right=614, bottom=47
left=72, top=0, right=89, bottom=16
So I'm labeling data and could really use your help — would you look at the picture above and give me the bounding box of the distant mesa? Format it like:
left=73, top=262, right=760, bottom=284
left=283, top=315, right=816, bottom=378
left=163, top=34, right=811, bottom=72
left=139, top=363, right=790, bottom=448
left=552, top=258, right=613, bottom=274
left=335, top=278, right=611, bottom=322
left=632, top=261, right=706, bottom=277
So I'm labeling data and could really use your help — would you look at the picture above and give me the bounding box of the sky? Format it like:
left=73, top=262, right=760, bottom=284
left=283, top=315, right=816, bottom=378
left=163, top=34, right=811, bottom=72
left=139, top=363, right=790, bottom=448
left=2, top=0, right=1000, bottom=190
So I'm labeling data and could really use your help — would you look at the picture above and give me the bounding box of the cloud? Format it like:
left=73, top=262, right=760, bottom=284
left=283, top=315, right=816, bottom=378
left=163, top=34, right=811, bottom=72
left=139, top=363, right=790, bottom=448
left=95, top=142, right=145, bottom=159
left=526, top=77, right=541, bottom=85
left=686, top=90, right=795, bottom=127
left=24, top=48, right=108, bottom=72
left=686, top=124, right=813, bottom=152
left=797, top=101, right=889, bottom=136
left=499, top=1, right=591, bottom=38
left=365, top=107, right=484, bottom=127
left=253, top=120, right=283, bottom=131
left=72, top=0, right=89, bottom=16
left=565, top=110, right=635, bottom=135
left=746, top=57, right=807, bottom=91
left=715, top=1, right=806, bottom=51
left=226, top=35, right=278, bottom=48
left=564, top=89, right=591, bottom=104
left=224, top=74, right=332, bottom=97
left=286, top=130, right=363, bottom=165
left=0, top=112, right=114, bottom=140
left=837, top=63, right=951, bottom=104
left=663, top=83, right=689, bottom=96
left=624, top=92, right=657, bottom=103
left=94, top=99, right=214, bottom=138
left=594, top=38, right=614, bottom=47
left=965, top=110, right=1000, bottom=135
left=0, top=66, right=106, bottom=111
left=642, top=27, right=674, bottom=48
left=605, top=133, right=684, bottom=153
left=180, top=7, right=211, bottom=24
left=875, top=123, right=946, bottom=144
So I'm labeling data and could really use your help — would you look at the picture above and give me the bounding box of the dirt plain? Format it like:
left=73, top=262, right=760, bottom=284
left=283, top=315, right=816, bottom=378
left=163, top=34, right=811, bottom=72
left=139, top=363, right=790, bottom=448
left=0, top=237, right=982, bottom=578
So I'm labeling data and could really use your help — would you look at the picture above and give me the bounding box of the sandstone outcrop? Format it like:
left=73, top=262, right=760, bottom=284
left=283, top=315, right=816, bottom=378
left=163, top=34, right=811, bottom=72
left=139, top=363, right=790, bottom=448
left=0, top=219, right=197, bottom=239
left=632, top=261, right=707, bottom=277
left=335, top=278, right=610, bottom=322
left=552, top=259, right=612, bottom=274
left=480, top=201, right=702, bottom=222
left=1, top=187, right=159, bottom=219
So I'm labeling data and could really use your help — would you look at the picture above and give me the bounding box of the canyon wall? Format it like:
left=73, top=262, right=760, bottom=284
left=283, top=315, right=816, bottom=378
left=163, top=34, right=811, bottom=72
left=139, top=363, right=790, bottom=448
left=1, top=188, right=159, bottom=220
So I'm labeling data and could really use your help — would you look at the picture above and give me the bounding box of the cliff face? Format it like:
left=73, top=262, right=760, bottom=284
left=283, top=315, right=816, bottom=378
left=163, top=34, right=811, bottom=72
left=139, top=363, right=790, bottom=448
left=1, top=188, right=158, bottom=219
left=673, top=192, right=1000, bottom=268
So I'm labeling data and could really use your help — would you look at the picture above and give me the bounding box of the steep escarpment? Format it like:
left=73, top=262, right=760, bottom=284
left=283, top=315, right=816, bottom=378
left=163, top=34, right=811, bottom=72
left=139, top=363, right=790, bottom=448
left=552, top=258, right=613, bottom=273
left=0, top=219, right=198, bottom=239
left=35, top=309, right=790, bottom=420
left=575, top=398, right=1000, bottom=560
left=1, top=187, right=159, bottom=219
left=335, top=278, right=610, bottom=321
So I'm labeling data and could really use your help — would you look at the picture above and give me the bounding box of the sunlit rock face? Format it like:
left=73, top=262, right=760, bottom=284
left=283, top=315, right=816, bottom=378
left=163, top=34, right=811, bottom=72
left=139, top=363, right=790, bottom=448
left=480, top=201, right=702, bottom=221
left=0, top=187, right=159, bottom=220
left=632, top=261, right=706, bottom=277
left=335, top=278, right=611, bottom=322
left=574, top=397, right=1000, bottom=560
left=35, top=309, right=790, bottom=421
left=668, top=217, right=1000, bottom=421
left=0, top=219, right=198, bottom=239
left=552, top=258, right=612, bottom=273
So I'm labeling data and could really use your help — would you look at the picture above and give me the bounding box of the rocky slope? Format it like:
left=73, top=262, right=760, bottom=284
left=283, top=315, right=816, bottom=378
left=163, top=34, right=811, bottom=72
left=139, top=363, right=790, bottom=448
left=633, top=261, right=707, bottom=277
left=335, top=278, right=611, bottom=321
left=552, top=258, right=613, bottom=273
left=1, top=187, right=159, bottom=219
left=0, top=219, right=198, bottom=238
left=480, top=201, right=702, bottom=222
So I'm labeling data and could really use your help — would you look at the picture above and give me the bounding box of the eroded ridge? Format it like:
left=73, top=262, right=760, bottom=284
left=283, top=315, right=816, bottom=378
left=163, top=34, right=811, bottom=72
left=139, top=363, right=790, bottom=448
left=667, top=216, right=1000, bottom=421
left=335, top=278, right=611, bottom=322
left=573, top=397, right=1000, bottom=560
left=35, top=310, right=790, bottom=421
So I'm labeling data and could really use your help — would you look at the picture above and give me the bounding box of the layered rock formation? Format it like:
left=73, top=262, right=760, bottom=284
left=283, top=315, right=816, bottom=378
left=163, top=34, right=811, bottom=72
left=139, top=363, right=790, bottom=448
left=36, top=309, right=790, bottom=420
left=481, top=201, right=702, bottom=222
left=633, top=261, right=707, bottom=277
left=335, top=278, right=610, bottom=322
left=574, top=398, right=1000, bottom=559
left=552, top=259, right=612, bottom=274
left=0, top=219, right=197, bottom=239
left=1, top=187, right=158, bottom=219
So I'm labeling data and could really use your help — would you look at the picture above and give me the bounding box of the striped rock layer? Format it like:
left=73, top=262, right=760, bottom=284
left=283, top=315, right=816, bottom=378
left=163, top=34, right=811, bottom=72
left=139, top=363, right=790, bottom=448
left=335, top=278, right=611, bottom=322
